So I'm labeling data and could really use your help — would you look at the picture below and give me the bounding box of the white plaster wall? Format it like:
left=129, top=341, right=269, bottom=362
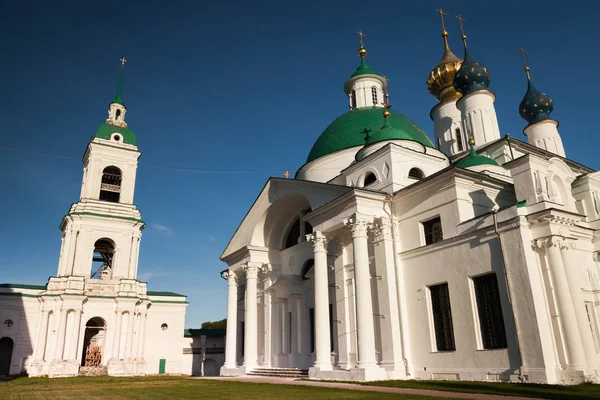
left=456, top=91, right=501, bottom=147
left=431, top=100, right=464, bottom=156
left=524, top=120, right=565, bottom=158
left=297, top=147, right=358, bottom=183
left=345, top=77, right=385, bottom=109
left=144, top=303, right=187, bottom=374
left=80, top=138, right=140, bottom=204
left=0, top=294, right=40, bottom=375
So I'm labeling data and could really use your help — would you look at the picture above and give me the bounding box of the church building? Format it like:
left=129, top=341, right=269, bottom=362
left=220, top=15, right=600, bottom=384
left=0, top=60, right=188, bottom=378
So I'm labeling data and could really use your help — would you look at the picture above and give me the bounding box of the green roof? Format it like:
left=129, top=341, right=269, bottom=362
left=350, top=57, right=379, bottom=78
left=306, top=107, right=434, bottom=163
left=0, top=283, right=46, bottom=290
left=184, top=328, right=226, bottom=337
left=147, top=290, right=186, bottom=297
left=113, top=66, right=125, bottom=106
left=95, top=123, right=137, bottom=145
left=455, top=147, right=499, bottom=168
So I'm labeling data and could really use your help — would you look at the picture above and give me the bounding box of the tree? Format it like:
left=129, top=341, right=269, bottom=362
left=201, top=318, right=226, bottom=330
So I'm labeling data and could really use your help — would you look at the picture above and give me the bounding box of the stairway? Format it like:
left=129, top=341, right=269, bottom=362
left=247, top=367, right=309, bottom=378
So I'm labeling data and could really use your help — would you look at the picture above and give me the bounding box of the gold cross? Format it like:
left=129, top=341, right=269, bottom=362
left=455, top=14, right=467, bottom=45
left=284, top=171, right=290, bottom=179
left=357, top=30, right=366, bottom=47
left=120, top=57, right=127, bottom=67
left=436, top=8, right=447, bottom=31
left=518, top=47, right=531, bottom=79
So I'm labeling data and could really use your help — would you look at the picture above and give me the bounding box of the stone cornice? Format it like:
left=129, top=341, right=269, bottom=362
left=526, top=208, right=584, bottom=227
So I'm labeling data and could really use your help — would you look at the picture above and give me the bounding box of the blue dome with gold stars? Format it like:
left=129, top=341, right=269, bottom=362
left=453, top=48, right=491, bottom=95
left=519, top=79, right=554, bottom=124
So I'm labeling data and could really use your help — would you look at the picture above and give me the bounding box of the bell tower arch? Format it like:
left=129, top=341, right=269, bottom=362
left=55, top=59, right=144, bottom=281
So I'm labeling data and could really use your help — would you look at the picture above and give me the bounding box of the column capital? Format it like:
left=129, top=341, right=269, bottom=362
left=532, top=236, right=574, bottom=251
left=223, top=269, right=238, bottom=286
left=307, top=231, right=328, bottom=252
left=243, top=262, right=261, bottom=279
left=372, top=217, right=393, bottom=242
left=343, top=213, right=372, bottom=238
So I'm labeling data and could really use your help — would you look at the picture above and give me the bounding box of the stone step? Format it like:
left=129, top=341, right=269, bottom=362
left=79, top=366, right=108, bottom=376
left=248, top=368, right=308, bottom=378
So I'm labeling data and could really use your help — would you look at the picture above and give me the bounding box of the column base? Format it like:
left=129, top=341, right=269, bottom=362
left=48, top=360, right=80, bottom=378
left=28, top=360, right=48, bottom=377
left=107, top=358, right=136, bottom=376
left=134, top=359, right=146, bottom=376
left=220, top=366, right=246, bottom=376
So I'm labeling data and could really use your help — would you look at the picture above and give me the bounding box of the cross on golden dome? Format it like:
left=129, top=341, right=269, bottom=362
left=357, top=30, right=366, bottom=47
left=120, top=57, right=127, bottom=67
left=455, top=14, right=467, bottom=47
left=436, top=8, right=448, bottom=32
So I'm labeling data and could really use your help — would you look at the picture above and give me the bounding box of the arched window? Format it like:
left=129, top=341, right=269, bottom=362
left=364, top=172, right=377, bottom=187
left=91, top=239, right=115, bottom=279
left=115, top=109, right=121, bottom=121
left=81, top=317, right=106, bottom=367
left=408, top=168, right=425, bottom=180
left=371, top=86, right=378, bottom=105
left=351, top=90, right=357, bottom=109
left=284, top=215, right=313, bottom=249
left=455, top=128, right=464, bottom=151
left=99, top=166, right=122, bottom=203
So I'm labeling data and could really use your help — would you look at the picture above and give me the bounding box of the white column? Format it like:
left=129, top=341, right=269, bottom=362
left=136, top=312, right=147, bottom=359
left=291, top=294, right=301, bottom=355
left=33, top=310, right=50, bottom=360
left=536, top=237, right=586, bottom=369
left=524, top=120, right=565, bottom=158
left=560, top=241, right=599, bottom=367
left=431, top=100, right=464, bottom=156
left=262, top=289, right=273, bottom=368
left=224, top=270, right=238, bottom=369
left=308, top=231, right=332, bottom=370
left=243, top=263, right=259, bottom=369
left=345, top=214, right=377, bottom=368
left=132, top=313, right=140, bottom=359
left=112, top=311, right=123, bottom=359
left=54, top=308, right=68, bottom=360
left=125, top=312, right=134, bottom=358
left=68, top=310, right=82, bottom=360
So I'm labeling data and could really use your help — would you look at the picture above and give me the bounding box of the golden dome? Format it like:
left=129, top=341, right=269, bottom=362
left=427, top=31, right=462, bottom=102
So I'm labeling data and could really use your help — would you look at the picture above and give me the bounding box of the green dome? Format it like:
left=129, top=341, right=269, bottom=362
left=95, top=123, right=137, bottom=145
left=455, top=147, right=498, bottom=168
left=350, top=57, right=379, bottom=78
left=306, top=107, right=434, bottom=163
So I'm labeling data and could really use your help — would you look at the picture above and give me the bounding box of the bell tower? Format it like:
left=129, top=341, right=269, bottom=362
left=55, top=58, right=144, bottom=282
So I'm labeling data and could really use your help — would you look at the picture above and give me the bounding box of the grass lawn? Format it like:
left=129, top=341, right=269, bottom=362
left=0, top=375, right=457, bottom=400
left=357, top=379, right=600, bottom=400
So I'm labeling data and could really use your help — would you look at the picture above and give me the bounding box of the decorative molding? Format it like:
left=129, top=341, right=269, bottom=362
left=243, top=262, right=261, bottom=279
left=531, top=236, right=576, bottom=251
left=372, top=217, right=392, bottom=242
left=307, top=231, right=328, bottom=253
left=224, top=269, right=238, bottom=286
left=343, top=213, right=372, bottom=238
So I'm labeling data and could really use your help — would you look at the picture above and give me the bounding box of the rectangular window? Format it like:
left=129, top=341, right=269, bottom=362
left=456, top=128, right=463, bottom=151
left=240, top=321, right=245, bottom=357
left=429, top=283, right=456, bottom=351
left=585, top=302, right=600, bottom=353
left=473, top=274, right=508, bottom=349
left=423, top=217, right=443, bottom=245
left=329, top=304, right=334, bottom=352
left=288, top=311, right=292, bottom=354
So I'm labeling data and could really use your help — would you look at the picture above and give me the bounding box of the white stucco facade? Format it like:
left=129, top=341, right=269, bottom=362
left=220, top=41, right=600, bottom=385
left=0, top=92, right=188, bottom=378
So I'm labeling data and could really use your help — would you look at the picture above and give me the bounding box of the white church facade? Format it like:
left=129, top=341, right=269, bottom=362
left=0, top=61, right=188, bottom=378
left=219, top=20, right=600, bottom=384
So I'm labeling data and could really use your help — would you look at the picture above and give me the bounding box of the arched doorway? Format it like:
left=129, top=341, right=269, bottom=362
left=203, top=358, right=218, bottom=376
left=0, top=337, right=14, bottom=376
left=81, top=317, right=106, bottom=367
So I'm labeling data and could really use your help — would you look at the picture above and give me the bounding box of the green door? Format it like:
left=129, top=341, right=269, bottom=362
left=159, top=359, right=166, bottom=374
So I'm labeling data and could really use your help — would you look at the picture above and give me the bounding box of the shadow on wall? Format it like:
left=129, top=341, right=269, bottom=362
left=0, top=288, right=33, bottom=376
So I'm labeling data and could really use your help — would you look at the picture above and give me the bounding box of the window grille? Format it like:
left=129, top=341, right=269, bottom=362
left=456, top=128, right=463, bottom=151
left=429, top=283, right=456, bottom=351
left=371, top=86, right=378, bottom=105
left=423, top=217, right=443, bottom=245
left=473, top=274, right=508, bottom=349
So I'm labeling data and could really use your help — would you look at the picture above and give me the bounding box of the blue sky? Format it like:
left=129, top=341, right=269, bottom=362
left=1, top=1, right=599, bottom=328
